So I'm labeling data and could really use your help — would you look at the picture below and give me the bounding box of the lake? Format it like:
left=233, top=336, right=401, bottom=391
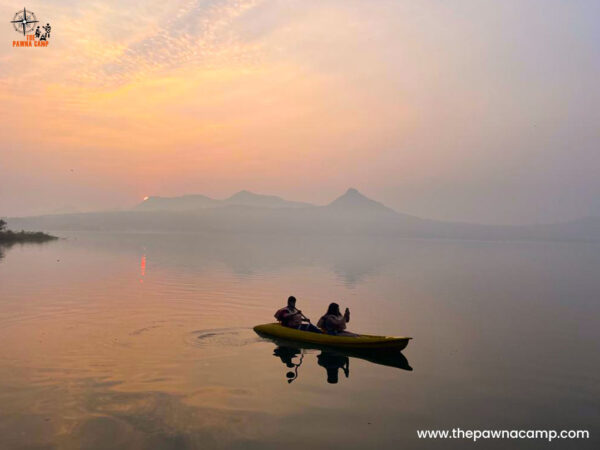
left=0, top=232, right=598, bottom=449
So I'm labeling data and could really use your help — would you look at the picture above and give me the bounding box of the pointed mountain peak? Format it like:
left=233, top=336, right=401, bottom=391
left=327, top=188, right=396, bottom=214
left=342, top=187, right=363, bottom=197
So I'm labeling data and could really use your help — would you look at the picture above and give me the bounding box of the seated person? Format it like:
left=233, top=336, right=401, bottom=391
left=317, top=302, right=358, bottom=336
left=274, top=296, right=321, bottom=333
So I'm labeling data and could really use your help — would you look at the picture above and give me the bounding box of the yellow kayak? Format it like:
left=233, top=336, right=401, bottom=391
left=254, top=323, right=412, bottom=350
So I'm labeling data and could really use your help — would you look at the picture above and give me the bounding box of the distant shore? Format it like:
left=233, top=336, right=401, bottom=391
left=0, top=230, right=58, bottom=244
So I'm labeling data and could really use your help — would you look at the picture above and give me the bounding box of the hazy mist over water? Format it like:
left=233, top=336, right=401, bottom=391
left=0, top=232, right=598, bottom=449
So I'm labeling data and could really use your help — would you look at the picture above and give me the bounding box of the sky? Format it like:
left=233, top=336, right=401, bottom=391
left=1, top=0, right=599, bottom=224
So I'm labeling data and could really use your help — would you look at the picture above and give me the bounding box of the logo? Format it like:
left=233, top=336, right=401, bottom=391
left=11, top=7, right=51, bottom=48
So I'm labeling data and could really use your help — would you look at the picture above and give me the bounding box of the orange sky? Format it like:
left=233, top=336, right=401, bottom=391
left=1, top=0, right=599, bottom=223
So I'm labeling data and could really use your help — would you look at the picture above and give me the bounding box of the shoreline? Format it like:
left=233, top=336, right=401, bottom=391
left=0, top=230, right=58, bottom=244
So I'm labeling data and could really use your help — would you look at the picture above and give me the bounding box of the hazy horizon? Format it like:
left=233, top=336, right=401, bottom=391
left=2, top=0, right=599, bottom=224
left=5, top=187, right=600, bottom=229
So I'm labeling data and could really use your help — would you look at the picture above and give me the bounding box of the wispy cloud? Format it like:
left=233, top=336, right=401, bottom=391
left=1, top=0, right=267, bottom=89
left=1, top=0, right=599, bottom=221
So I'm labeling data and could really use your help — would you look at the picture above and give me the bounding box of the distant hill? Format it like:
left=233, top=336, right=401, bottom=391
left=135, top=194, right=219, bottom=211
left=135, top=190, right=312, bottom=211
left=7, top=189, right=600, bottom=242
left=324, top=188, right=397, bottom=215
left=223, top=190, right=313, bottom=209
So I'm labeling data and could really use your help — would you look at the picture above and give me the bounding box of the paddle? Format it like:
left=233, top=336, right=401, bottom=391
left=286, top=351, right=304, bottom=384
left=298, top=311, right=312, bottom=323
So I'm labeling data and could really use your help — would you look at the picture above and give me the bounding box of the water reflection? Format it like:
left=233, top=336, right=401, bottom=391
left=317, top=352, right=350, bottom=384
left=273, top=346, right=304, bottom=383
left=269, top=340, right=412, bottom=385
left=0, top=239, right=58, bottom=262
left=0, top=242, right=17, bottom=261
left=58, top=232, right=407, bottom=287
left=2, top=232, right=599, bottom=449
left=140, top=254, right=146, bottom=283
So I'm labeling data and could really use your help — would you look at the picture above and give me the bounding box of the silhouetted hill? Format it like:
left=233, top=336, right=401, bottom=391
left=325, top=188, right=396, bottom=215
left=224, top=190, right=313, bottom=208
left=7, top=190, right=600, bottom=242
left=135, top=194, right=218, bottom=211
left=135, top=190, right=312, bottom=211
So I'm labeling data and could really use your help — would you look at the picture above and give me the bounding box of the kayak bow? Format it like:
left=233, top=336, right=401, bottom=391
left=254, top=323, right=411, bottom=350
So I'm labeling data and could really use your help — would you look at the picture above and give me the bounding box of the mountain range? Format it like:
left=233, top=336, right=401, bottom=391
left=5, top=188, right=600, bottom=241
left=136, top=190, right=313, bottom=211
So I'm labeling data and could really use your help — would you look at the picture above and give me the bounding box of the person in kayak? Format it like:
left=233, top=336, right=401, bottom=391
left=317, top=302, right=358, bottom=336
left=274, top=296, right=321, bottom=333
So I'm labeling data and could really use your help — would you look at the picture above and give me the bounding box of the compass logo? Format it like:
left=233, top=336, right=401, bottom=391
left=11, top=7, right=51, bottom=48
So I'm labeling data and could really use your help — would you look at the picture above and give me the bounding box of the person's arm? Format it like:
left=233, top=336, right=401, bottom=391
left=276, top=308, right=295, bottom=321
left=328, top=315, right=347, bottom=330
left=317, top=316, right=325, bottom=329
left=295, top=310, right=310, bottom=322
left=283, top=309, right=303, bottom=323
left=275, top=308, right=289, bottom=320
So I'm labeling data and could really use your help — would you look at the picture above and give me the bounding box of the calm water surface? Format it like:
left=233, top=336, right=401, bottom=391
left=0, top=232, right=598, bottom=449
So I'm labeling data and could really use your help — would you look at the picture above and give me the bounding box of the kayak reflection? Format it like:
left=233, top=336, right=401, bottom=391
left=266, top=337, right=412, bottom=384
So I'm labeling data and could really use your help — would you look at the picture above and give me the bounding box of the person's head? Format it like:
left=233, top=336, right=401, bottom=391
left=326, top=302, right=340, bottom=316
left=326, top=367, right=339, bottom=384
left=287, top=296, right=296, bottom=307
